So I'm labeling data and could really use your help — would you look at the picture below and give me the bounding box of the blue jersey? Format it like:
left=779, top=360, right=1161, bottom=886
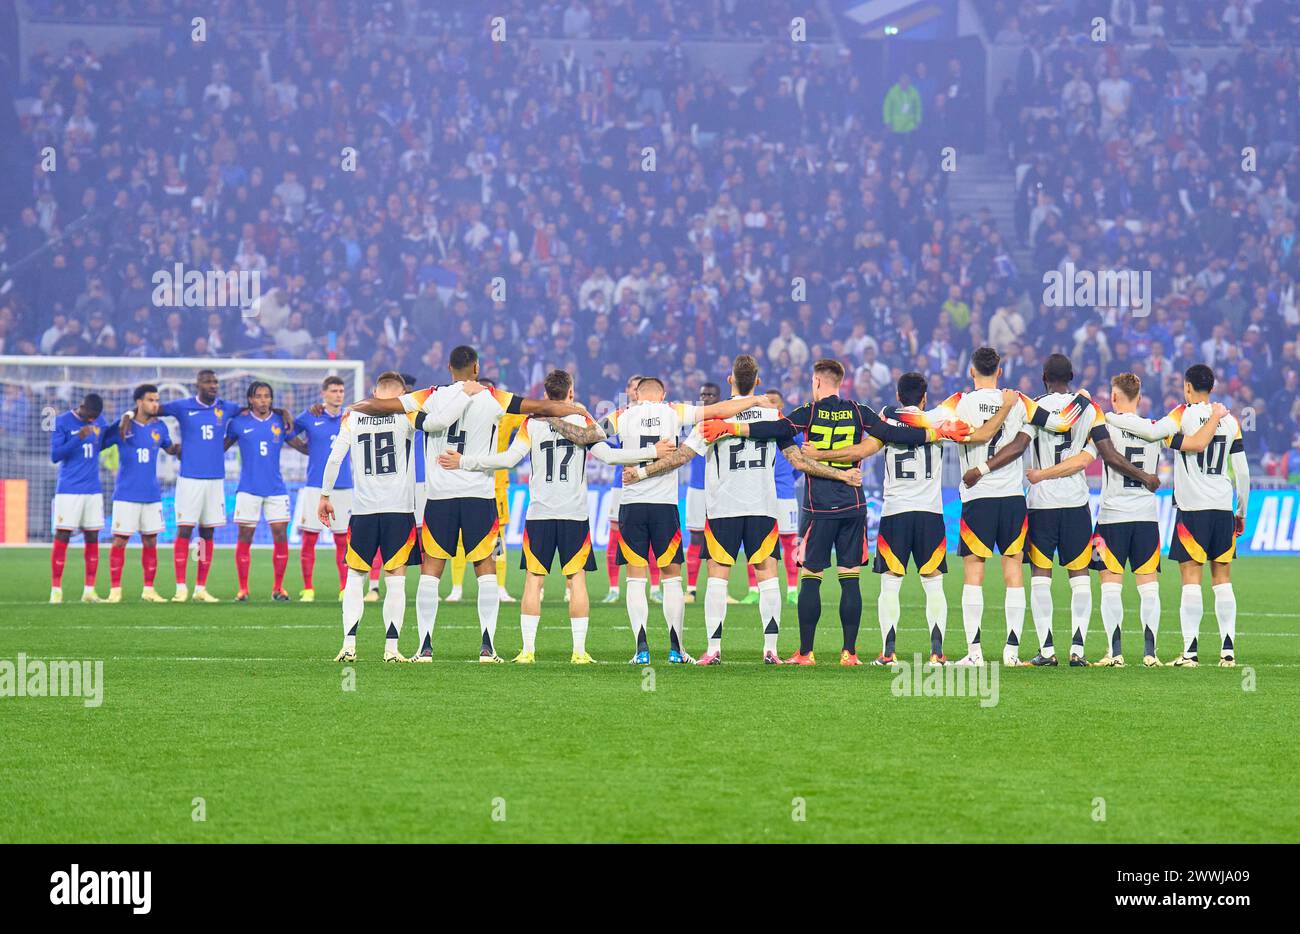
left=294, top=408, right=352, bottom=489
left=226, top=411, right=293, bottom=496
left=162, top=396, right=239, bottom=479
left=414, top=432, right=426, bottom=484
left=51, top=411, right=109, bottom=494
left=773, top=430, right=801, bottom=499
left=688, top=449, right=706, bottom=490
left=103, top=419, right=172, bottom=503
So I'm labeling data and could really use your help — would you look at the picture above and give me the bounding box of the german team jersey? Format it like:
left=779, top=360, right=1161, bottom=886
left=294, top=408, right=352, bottom=489
left=161, top=396, right=240, bottom=480
left=401, top=384, right=521, bottom=501
left=1097, top=412, right=1165, bottom=524
left=747, top=395, right=930, bottom=516
left=1164, top=404, right=1242, bottom=512
left=878, top=405, right=946, bottom=516
left=1023, top=392, right=1107, bottom=510
left=325, top=409, right=420, bottom=515
left=226, top=411, right=294, bottom=496
left=103, top=418, right=171, bottom=503
left=603, top=401, right=704, bottom=507
left=51, top=410, right=109, bottom=494
left=684, top=404, right=780, bottom=520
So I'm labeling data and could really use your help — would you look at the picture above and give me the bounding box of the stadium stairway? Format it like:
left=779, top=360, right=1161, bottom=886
left=946, top=152, right=1033, bottom=281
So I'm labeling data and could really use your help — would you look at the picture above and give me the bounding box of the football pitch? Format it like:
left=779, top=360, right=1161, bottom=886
left=2, top=546, right=1297, bottom=843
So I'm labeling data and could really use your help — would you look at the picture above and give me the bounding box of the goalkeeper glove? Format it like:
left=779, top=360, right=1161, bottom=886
left=699, top=419, right=740, bottom=443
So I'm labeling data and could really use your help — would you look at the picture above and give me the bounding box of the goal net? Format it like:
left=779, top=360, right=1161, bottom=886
left=0, top=356, right=366, bottom=545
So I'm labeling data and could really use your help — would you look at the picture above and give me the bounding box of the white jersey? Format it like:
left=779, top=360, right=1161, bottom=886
left=1168, top=403, right=1242, bottom=512
left=1097, top=412, right=1164, bottom=524
left=1024, top=392, right=1103, bottom=510
left=402, top=384, right=519, bottom=501
left=951, top=389, right=1031, bottom=502
left=461, top=413, right=658, bottom=521
left=684, top=404, right=779, bottom=520
left=604, top=401, right=702, bottom=507
left=326, top=410, right=419, bottom=516
left=879, top=406, right=946, bottom=516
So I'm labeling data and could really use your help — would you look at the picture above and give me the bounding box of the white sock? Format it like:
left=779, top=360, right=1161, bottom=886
left=627, top=577, right=649, bottom=653
left=382, top=574, right=405, bottom=652
left=961, top=584, right=983, bottom=656
left=878, top=573, right=902, bottom=656
left=1030, top=576, right=1054, bottom=657
left=704, top=576, right=728, bottom=655
left=416, top=574, right=439, bottom=656
left=477, top=573, right=500, bottom=656
left=1100, top=581, right=1123, bottom=658
left=342, top=569, right=366, bottom=650
left=1005, top=586, right=1026, bottom=656
left=1138, top=581, right=1160, bottom=656
left=758, top=577, right=781, bottom=654
left=1069, top=576, right=1091, bottom=655
left=520, top=613, right=539, bottom=654
left=663, top=576, right=685, bottom=654
left=921, top=574, right=946, bottom=654
left=1180, top=583, right=1202, bottom=657
left=1212, top=582, right=1236, bottom=658
left=571, top=616, right=589, bottom=655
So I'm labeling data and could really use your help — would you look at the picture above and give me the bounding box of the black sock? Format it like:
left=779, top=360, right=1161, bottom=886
left=797, top=576, right=822, bottom=654
left=1143, top=626, right=1155, bottom=657
left=1111, top=627, right=1122, bottom=657
left=930, top=625, right=943, bottom=655
left=839, top=572, right=862, bottom=653
left=635, top=625, right=649, bottom=654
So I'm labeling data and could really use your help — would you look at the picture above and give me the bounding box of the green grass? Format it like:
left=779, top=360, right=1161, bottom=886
left=1, top=545, right=1297, bottom=842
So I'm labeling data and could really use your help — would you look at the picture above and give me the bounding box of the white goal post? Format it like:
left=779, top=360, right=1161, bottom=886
left=0, top=356, right=366, bottom=545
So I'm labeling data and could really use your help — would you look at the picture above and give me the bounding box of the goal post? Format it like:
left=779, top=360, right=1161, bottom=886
left=0, top=356, right=366, bottom=546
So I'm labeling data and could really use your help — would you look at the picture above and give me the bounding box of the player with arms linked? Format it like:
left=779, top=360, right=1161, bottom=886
left=49, top=393, right=110, bottom=604
left=293, top=376, right=353, bottom=602
left=102, top=384, right=179, bottom=603
left=700, top=358, right=969, bottom=665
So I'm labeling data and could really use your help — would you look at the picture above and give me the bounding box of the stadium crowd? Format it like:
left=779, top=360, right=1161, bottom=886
left=1, top=0, right=1298, bottom=479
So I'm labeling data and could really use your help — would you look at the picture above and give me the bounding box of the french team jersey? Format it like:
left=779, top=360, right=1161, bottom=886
left=773, top=437, right=798, bottom=500
left=1024, top=393, right=1107, bottom=510
left=162, top=396, right=239, bottom=479
left=684, top=404, right=779, bottom=520
left=325, top=410, right=420, bottom=515
left=1096, top=413, right=1164, bottom=524
left=603, top=401, right=704, bottom=507
left=51, top=411, right=109, bottom=494
left=878, top=406, right=946, bottom=516
left=401, top=383, right=515, bottom=501
left=103, top=418, right=171, bottom=503
left=226, top=411, right=294, bottom=496
left=294, top=408, right=352, bottom=489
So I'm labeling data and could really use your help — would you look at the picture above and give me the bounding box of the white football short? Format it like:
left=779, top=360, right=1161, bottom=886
left=777, top=497, right=799, bottom=536
left=234, top=491, right=290, bottom=526
left=175, top=477, right=226, bottom=527
left=53, top=493, right=104, bottom=531
left=297, top=486, right=352, bottom=534
left=110, top=500, right=163, bottom=536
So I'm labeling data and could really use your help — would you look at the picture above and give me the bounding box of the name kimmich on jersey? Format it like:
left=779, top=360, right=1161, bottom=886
left=684, top=404, right=779, bottom=519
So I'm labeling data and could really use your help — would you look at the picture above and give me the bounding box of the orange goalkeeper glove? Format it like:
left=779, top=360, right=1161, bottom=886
left=934, top=419, right=972, bottom=442
left=699, top=419, right=740, bottom=443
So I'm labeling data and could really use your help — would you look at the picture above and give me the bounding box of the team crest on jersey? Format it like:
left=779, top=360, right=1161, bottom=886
left=214, top=408, right=224, bottom=420
left=150, top=430, right=161, bottom=442
left=271, top=424, right=281, bottom=436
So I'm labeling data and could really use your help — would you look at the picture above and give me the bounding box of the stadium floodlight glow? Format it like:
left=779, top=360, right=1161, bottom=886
left=884, top=25, right=899, bottom=35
